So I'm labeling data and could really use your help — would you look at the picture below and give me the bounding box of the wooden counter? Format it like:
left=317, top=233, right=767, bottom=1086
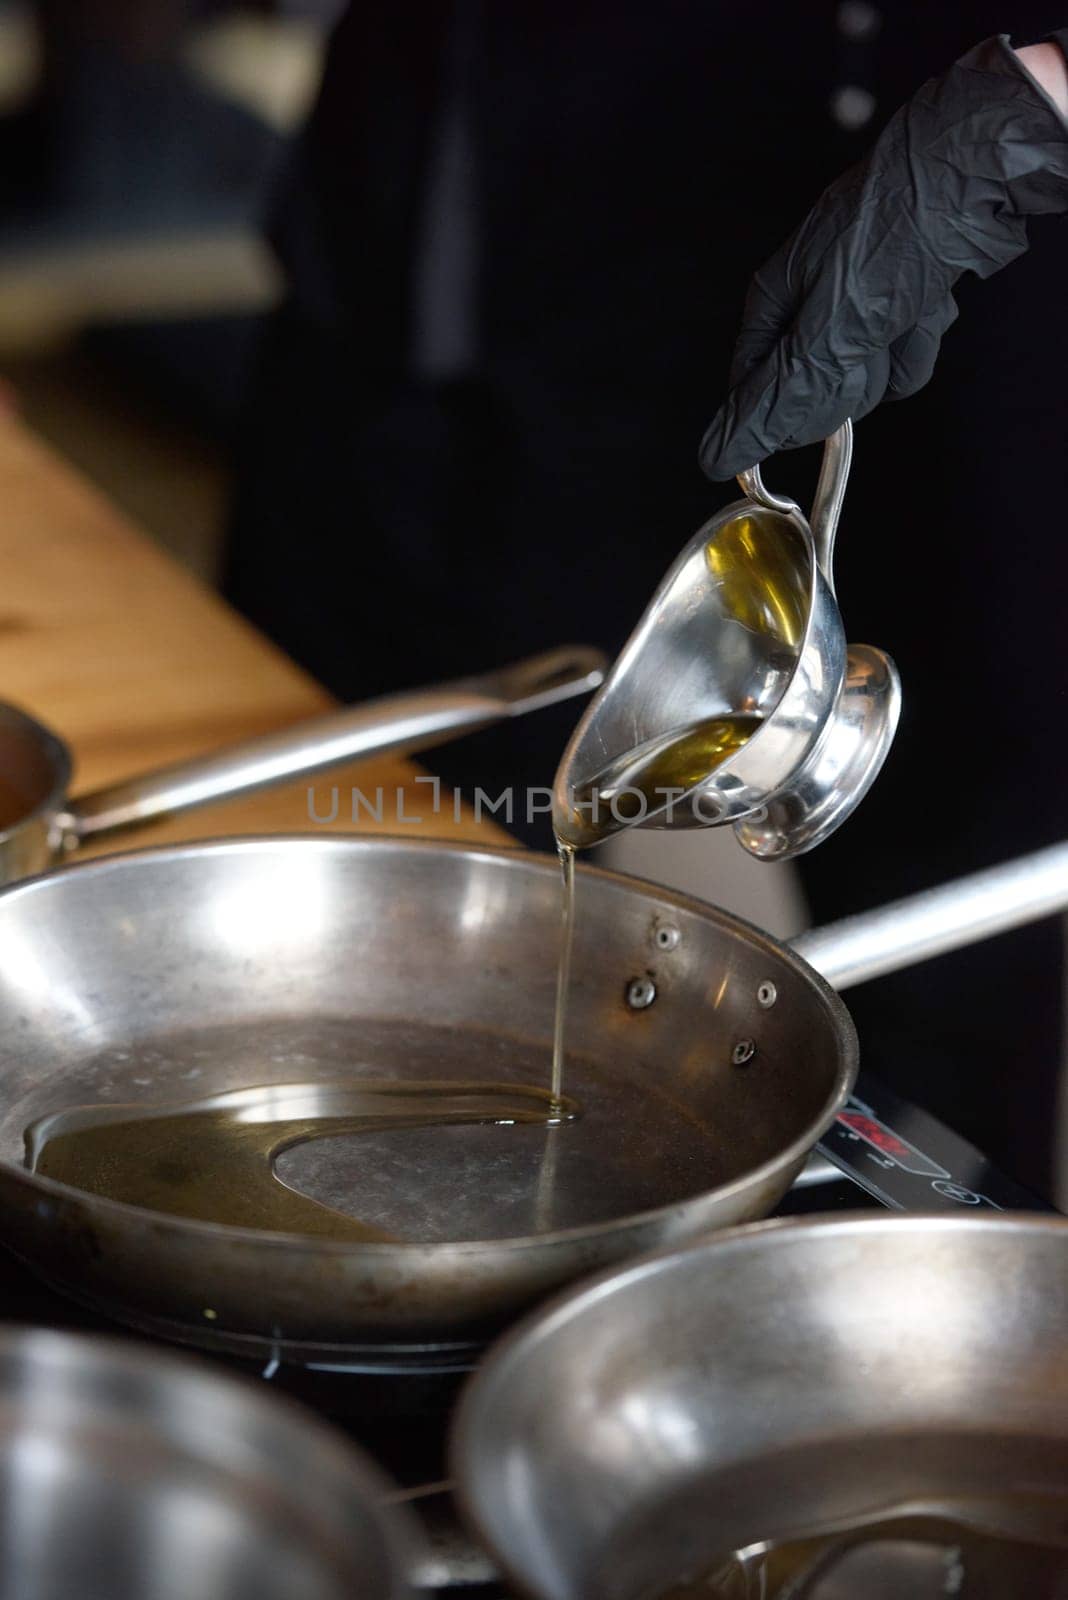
left=0, top=415, right=505, bottom=854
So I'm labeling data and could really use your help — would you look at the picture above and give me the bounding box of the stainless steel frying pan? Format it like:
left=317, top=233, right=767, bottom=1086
left=453, top=1214, right=1068, bottom=1600
left=0, top=644, right=604, bottom=882
left=0, top=835, right=1065, bottom=1364
left=0, top=835, right=857, bottom=1363
left=0, top=1325, right=419, bottom=1599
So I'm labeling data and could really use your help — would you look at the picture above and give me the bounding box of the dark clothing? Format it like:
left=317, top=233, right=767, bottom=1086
left=226, top=1, right=1068, bottom=1197
left=699, top=35, right=1068, bottom=480
left=232, top=2, right=845, bottom=689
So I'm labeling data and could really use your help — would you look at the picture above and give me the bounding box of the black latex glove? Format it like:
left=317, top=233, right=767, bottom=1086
left=700, top=33, right=1068, bottom=481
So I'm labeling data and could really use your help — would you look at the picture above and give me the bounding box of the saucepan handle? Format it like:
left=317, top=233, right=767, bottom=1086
left=58, top=645, right=606, bottom=844
left=792, top=841, right=1068, bottom=990
left=737, top=420, right=853, bottom=597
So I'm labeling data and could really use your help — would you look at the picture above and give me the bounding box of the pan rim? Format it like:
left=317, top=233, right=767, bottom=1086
left=0, top=833, right=857, bottom=1255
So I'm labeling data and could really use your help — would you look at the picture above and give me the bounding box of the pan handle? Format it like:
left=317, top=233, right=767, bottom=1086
left=791, top=842, right=1068, bottom=990
left=58, top=645, right=606, bottom=845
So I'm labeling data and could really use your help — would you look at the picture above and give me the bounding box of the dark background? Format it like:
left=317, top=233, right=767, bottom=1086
left=2, top=0, right=1066, bottom=1195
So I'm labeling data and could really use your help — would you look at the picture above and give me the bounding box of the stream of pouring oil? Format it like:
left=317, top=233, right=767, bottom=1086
left=548, top=710, right=762, bottom=1102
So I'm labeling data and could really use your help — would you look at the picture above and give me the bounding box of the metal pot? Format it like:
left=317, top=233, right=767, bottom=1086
left=453, top=1213, right=1068, bottom=1600
left=0, top=1325, right=418, bottom=1599
left=0, top=645, right=604, bottom=883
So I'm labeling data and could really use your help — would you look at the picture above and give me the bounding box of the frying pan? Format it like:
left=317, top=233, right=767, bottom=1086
left=0, top=644, right=604, bottom=882
left=0, top=1325, right=419, bottom=1599
left=453, top=1214, right=1068, bottom=1600
left=0, top=836, right=1065, bottom=1364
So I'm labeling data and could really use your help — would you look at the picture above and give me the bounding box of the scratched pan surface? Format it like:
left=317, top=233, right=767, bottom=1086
left=0, top=838, right=855, bottom=1364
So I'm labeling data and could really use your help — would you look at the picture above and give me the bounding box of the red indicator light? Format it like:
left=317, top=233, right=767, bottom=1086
left=835, top=1110, right=949, bottom=1178
left=838, top=1112, right=912, bottom=1160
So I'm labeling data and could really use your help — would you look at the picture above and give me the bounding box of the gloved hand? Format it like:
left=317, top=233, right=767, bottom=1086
left=700, top=33, right=1068, bottom=481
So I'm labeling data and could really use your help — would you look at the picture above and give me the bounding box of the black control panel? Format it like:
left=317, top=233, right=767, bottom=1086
left=810, top=1071, right=1050, bottom=1213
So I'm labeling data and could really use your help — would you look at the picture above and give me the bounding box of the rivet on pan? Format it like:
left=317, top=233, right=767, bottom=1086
left=655, top=924, right=680, bottom=951
left=757, top=981, right=777, bottom=1008
left=626, top=976, right=657, bottom=1010
left=732, top=1039, right=756, bottom=1066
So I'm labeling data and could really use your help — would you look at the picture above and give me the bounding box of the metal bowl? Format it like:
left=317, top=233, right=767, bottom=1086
left=0, top=1326, right=417, bottom=1599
